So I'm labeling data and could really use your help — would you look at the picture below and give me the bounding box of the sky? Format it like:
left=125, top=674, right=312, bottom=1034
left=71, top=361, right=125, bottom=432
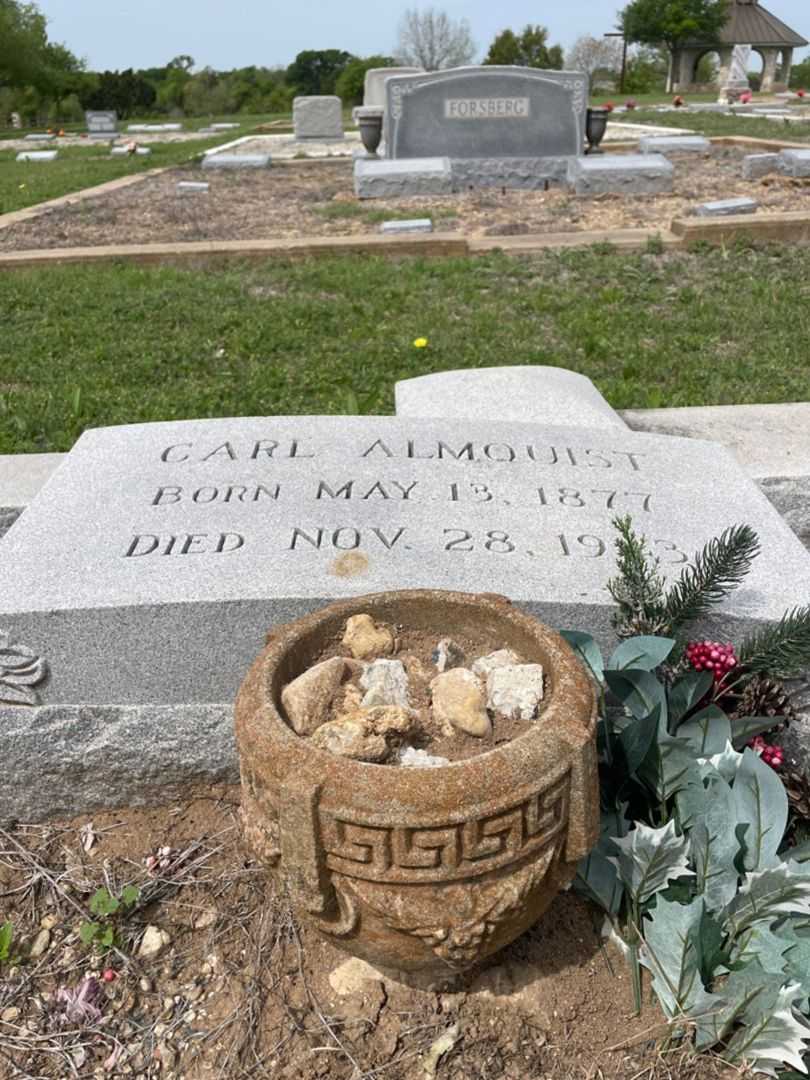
left=32, top=1, right=810, bottom=72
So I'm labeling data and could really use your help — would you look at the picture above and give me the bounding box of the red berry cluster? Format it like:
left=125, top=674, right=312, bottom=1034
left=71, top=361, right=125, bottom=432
left=749, top=735, right=784, bottom=770
left=686, top=640, right=738, bottom=684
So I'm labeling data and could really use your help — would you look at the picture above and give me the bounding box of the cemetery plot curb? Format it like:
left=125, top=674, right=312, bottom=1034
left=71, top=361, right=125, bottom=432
left=671, top=208, right=810, bottom=244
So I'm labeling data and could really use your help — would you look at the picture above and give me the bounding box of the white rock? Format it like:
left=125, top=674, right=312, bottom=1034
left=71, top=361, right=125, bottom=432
left=360, top=659, right=409, bottom=708
left=398, top=746, right=450, bottom=768
left=486, top=664, right=545, bottom=721
left=138, top=925, right=171, bottom=960
left=432, top=638, right=465, bottom=673
left=471, top=649, right=522, bottom=680
left=281, top=656, right=348, bottom=735
left=431, top=668, right=491, bottom=738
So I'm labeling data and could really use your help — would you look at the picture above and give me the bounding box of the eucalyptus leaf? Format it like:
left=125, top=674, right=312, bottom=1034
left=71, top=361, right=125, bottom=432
left=639, top=895, right=704, bottom=1017
left=732, top=716, right=785, bottom=750
left=560, top=630, right=604, bottom=683
left=576, top=808, right=629, bottom=917
left=678, top=706, right=732, bottom=757
left=605, top=668, right=667, bottom=726
left=639, top=705, right=696, bottom=801
left=733, top=749, right=789, bottom=872
left=669, top=670, right=714, bottom=727
left=618, top=706, right=661, bottom=779
left=691, top=813, right=740, bottom=914
left=611, top=820, right=694, bottom=906
left=607, top=636, right=676, bottom=672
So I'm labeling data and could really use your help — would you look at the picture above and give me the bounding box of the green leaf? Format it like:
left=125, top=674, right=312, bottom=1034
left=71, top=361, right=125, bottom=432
left=724, top=863, right=810, bottom=938
left=121, top=885, right=140, bottom=907
left=782, top=928, right=810, bottom=1012
left=605, top=668, right=667, bottom=725
left=732, top=716, right=782, bottom=750
left=607, top=636, right=675, bottom=672
left=639, top=895, right=705, bottom=1018
left=678, top=706, right=732, bottom=757
left=733, top=749, right=788, bottom=872
left=0, top=921, right=12, bottom=962
left=724, top=981, right=810, bottom=1076
left=79, top=921, right=99, bottom=945
left=639, top=705, right=696, bottom=802
left=575, top=809, right=629, bottom=917
left=99, top=926, right=115, bottom=950
left=729, top=922, right=793, bottom=976
left=690, top=794, right=740, bottom=914
left=560, top=630, right=604, bottom=683
left=89, top=888, right=119, bottom=916
left=617, top=706, right=661, bottom=778
left=669, top=670, right=713, bottom=726
left=611, top=820, right=694, bottom=906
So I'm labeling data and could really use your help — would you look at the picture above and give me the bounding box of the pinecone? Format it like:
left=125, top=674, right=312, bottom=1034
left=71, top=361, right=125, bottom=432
left=726, top=674, right=798, bottom=728
left=784, top=769, right=810, bottom=827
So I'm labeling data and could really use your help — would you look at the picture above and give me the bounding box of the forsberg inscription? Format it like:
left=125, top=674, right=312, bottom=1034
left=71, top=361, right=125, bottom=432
left=444, top=97, right=530, bottom=120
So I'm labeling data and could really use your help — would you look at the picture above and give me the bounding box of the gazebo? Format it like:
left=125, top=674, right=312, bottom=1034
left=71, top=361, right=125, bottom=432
left=671, top=0, right=808, bottom=94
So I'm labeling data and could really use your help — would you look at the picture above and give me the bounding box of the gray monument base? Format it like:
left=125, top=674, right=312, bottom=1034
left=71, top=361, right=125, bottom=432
left=742, top=153, right=782, bottom=180
left=694, top=197, right=758, bottom=217
left=395, top=366, right=627, bottom=429
left=638, top=135, right=711, bottom=154
left=380, top=219, right=434, bottom=234
left=451, top=157, right=570, bottom=190
left=779, top=149, right=810, bottom=177
left=355, top=157, right=453, bottom=198
left=202, top=153, right=272, bottom=170
left=569, top=154, right=674, bottom=196
left=16, top=151, right=58, bottom=163
left=1, top=704, right=237, bottom=823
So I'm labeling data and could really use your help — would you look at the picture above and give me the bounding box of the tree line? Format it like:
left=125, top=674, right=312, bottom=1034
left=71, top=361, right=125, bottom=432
left=2, top=0, right=807, bottom=127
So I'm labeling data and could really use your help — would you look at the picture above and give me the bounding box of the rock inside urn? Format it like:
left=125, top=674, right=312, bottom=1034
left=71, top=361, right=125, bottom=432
left=278, top=615, right=547, bottom=764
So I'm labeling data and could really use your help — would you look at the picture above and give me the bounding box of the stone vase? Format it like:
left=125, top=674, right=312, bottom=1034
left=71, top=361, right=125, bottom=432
left=585, top=107, right=610, bottom=155
left=235, top=590, right=599, bottom=982
left=356, top=108, right=384, bottom=157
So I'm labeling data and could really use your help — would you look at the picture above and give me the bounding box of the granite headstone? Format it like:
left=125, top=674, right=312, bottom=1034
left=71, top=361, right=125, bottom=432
left=2, top=416, right=810, bottom=710
left=385, top=66, right=587, bottom=161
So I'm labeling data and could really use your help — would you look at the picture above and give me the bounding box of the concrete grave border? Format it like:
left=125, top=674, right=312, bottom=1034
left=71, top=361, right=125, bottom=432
left=2, top=134, right=810, bottom=265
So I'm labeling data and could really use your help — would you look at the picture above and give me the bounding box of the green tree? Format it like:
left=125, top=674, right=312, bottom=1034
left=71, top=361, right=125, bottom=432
left=79, top=69, right=156, bottom=118
left=484, top=25, right=564, bottom=69
left=0, top=0, right=48, bottom=89
left=335, top=54, right=394, bottom=105
left=789, top=57, right=810, bottom=89
left=621, top=0, right=728, bottom=56
left=286, top=49, right=353, bottom=95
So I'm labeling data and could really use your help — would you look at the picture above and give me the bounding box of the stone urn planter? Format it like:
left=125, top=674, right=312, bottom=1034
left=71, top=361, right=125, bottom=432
left=585, top=107, right=610, bottom=154
left=235, top=590, right=598, bottom=981
left=355, top=106, right=384, bottom=157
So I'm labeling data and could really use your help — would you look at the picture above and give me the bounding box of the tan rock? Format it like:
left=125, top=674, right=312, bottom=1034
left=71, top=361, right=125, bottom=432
left=310, top=718, right=389, bottom=762
left=28, top=928, right=51, bottom=959
left=328, top=956, right=384, bottom=996
left=281, top=657, right=348, bottom=736
left=1, top=1006, right=20, bottom=1023
left=362, top=706, right=415, bottom=738
left=431, top=669, right=491, bottom=738
left=343, top=614, right=394, bottom=660
left=137, top=925, right=171, bottom=960
left=40, top=914, right=58, bottom=931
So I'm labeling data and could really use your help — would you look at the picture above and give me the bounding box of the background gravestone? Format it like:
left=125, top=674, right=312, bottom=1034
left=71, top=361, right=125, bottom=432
left=385, top=67, right=587, bottom=161
left=85, top=110, right=118, bottom=137
left=363, top=66, right=423, bottom=108
left=293, top=95, right=344, bottom=139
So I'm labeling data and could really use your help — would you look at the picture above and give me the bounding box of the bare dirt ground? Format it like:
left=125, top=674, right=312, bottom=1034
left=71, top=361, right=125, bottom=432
left=0, top=789, right=738, bottom=1080
left=0, top=146, right=806, bottom=252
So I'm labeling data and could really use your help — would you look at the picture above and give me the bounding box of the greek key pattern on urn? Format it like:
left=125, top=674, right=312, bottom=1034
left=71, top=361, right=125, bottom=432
left=322, top=771, right=570, bottom=885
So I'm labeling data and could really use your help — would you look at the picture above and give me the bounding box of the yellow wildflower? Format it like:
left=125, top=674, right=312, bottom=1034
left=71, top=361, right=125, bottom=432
left=413, top=337, right=428, bottom=348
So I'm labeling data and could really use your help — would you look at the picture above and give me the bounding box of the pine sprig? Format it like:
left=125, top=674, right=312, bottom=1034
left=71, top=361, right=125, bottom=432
left=738, top=606, right=810, bottom=677
left=663, top=525, right=761, bottom=633
left=607, top=515, right=668, bottom=638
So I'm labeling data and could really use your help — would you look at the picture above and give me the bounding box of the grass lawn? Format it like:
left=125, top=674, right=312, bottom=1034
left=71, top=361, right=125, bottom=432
left=625, top=108, right=810, bottom=143
left=3, top=244, right=810, bottom=454
left=0, top=135, right=240, bottom=216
